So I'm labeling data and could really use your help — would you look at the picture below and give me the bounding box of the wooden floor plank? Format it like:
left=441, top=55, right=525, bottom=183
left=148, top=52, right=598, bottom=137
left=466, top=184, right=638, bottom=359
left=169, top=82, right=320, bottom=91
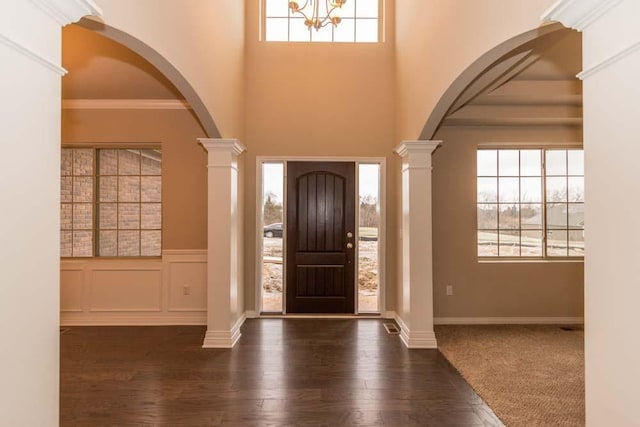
left=60, top=319, right=503, bottom=426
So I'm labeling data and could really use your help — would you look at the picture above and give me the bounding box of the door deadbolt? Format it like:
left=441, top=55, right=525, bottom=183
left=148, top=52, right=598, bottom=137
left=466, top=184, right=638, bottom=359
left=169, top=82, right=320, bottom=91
left=347, top=232, right=353, bottom=238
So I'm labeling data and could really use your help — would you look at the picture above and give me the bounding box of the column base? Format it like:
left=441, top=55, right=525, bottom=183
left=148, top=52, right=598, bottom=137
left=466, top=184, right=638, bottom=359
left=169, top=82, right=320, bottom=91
left=398, top=322, right=438, bottom=349
left=202, top=314, right=245, bottom=348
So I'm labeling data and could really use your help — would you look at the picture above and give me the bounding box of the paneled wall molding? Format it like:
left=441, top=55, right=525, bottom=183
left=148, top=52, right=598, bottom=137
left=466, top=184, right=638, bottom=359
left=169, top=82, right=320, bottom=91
left=541, top=0, right=623, bottom=31
left=29, top=0, right=102, bottom=27
left=394, top=140, right=441, bottom=349
left=0, top=33, right=67, bottom=76
left=162, top=249, right=207, bottom=257
left=62, top=99, right=192, bottom=110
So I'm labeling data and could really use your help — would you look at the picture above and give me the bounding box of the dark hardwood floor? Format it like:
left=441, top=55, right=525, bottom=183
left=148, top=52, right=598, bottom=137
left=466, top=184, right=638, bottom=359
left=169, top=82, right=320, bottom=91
left=60, top=319, right=503, bottom=426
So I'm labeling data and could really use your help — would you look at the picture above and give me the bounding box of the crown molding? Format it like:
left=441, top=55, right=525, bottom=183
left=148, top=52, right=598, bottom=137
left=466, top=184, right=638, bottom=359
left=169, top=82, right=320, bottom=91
left=29, top=0, right=102, bottom=26
left=577, top=41, right=640, bottom=80
left=62, top=99, right=192, bottom=110
left=541, top=0, right=623, bottom=31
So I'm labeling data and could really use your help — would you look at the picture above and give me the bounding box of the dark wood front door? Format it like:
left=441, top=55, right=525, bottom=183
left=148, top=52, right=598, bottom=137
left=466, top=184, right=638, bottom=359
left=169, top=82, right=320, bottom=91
left=286, top=162, right=356, bottom=313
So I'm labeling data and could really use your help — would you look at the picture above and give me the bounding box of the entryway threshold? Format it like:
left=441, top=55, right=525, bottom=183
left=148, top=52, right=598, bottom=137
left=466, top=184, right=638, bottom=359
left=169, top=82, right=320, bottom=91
left=258, top=313, right=381, bottom=319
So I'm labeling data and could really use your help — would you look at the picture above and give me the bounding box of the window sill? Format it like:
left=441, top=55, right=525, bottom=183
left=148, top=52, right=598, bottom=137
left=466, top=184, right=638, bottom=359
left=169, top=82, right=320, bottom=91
left=478, top=257, right=584, bottom=264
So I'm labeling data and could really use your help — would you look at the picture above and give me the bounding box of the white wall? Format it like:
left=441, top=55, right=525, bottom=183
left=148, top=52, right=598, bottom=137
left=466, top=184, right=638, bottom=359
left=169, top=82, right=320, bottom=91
left=545, top=1, right=640, bottom=425
left=0, top=1, right=98, bottom=424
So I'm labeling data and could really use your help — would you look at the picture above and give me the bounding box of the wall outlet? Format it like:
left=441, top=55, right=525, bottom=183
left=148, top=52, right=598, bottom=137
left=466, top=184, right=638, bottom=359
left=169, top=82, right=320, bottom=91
left=183, top=285, right=191, bottom=296
left=446, top=285, right=453, bottom=296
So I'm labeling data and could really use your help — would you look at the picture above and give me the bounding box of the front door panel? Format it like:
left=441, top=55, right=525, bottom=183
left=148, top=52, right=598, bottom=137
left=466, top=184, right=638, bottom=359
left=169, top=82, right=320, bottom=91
left=286, top=162, right=356, bottom=313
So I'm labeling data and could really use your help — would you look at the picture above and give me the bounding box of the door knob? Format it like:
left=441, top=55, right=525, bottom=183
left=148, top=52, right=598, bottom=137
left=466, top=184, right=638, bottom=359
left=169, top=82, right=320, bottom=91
left=347, top=243, right=353, bottom=249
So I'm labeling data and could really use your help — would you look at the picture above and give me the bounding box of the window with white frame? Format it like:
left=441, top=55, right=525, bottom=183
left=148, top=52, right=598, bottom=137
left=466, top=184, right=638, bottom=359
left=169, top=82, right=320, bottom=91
left=477, top=148, right=584, bottom=258
left=264, top=0, right=380, bottom=43
left=61, top=147, right=162, bottom=257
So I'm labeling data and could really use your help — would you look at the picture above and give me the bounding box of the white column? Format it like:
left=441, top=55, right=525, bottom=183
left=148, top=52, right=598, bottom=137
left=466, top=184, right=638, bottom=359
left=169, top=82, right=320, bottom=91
left=0, top=1, right=100, bottom=424
left=394, top=140, right=441, bottom=349
left=544, top=1, right=640, bottom=425
left=199, top=138, right=245, bottom=348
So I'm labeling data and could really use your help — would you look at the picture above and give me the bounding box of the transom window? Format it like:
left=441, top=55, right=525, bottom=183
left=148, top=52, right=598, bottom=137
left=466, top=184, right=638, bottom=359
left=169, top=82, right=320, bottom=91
left=61, top=147, right=162, bottom=257
left=264, top=0, right=380, bottom=43
left=477, top=148, right=584, bottom=258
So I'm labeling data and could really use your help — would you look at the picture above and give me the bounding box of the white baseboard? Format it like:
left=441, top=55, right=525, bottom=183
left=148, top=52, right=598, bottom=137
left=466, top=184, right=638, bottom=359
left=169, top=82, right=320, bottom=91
left=434, top=316, right=584, bottom=325
left=245, top=310, right=260, bottom=319
left=382, top=310, right=396, bottom=319
left=393, top=313, right=438, bottom=349
left=202, top=313, right=246, bottom=348
left=61, top=312, right=206, bottom=326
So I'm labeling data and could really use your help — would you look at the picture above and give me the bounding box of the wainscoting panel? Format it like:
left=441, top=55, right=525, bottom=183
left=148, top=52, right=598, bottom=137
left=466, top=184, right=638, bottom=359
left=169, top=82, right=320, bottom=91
left=60, top=250, right=207, bottom=325
left=60, top=267, right=84, bottom=312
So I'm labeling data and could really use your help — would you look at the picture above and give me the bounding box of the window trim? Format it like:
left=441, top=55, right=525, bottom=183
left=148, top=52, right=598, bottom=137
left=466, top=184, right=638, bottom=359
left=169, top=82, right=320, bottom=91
left=61, top=143, right=162, bottom=259
left=261, top=0, right=384, bottom=43
left=476, top=144, right=584, bottom=261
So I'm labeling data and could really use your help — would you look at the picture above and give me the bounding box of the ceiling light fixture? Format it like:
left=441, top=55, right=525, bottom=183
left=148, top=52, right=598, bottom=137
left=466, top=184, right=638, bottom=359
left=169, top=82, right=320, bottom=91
left=288, top=0, right=346, bottom=31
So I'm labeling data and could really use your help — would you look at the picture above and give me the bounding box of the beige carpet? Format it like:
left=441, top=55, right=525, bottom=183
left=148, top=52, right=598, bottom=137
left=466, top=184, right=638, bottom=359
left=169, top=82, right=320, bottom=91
left=435, top=325, right=585, bottom=427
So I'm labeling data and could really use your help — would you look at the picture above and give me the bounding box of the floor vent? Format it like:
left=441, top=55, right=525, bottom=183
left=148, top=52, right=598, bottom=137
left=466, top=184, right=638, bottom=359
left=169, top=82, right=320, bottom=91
left=384, top=323, right=400, bottom=335
left=60, top=327, right=70, bottom=335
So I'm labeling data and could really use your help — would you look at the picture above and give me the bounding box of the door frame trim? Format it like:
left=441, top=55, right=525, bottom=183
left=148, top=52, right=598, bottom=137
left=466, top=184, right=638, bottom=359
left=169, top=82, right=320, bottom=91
left=255, top=156, right=387, bottom=315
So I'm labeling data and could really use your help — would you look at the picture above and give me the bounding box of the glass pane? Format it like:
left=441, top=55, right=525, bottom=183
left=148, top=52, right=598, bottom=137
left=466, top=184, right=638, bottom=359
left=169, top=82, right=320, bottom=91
left=99, top=230, right=117, bottom=256
left=568, top=203, right=584, bottom=228
left=477, top=204, right=497, bottom=229
left=356, top=0, right=379, bottom=18
left=118, top=176, right=140, bottom=202
left=359, top=164, right=380, bottom=313
left=546, top=150, right=567, bottom=176
left=478, top=230, right=498, bottom=256
left=311, top=24, right=333, bottom=42
left=73, top=177, right=93, bottom=203
left=569, top=230, right=585, bottom=256
left=477, top=177, right=497, bottom=202
left=477, top=150, right=497, bottom=176
left=141, top=203, right=162, bottom=229
left=333, top=18, right=355, bottom=42
left=72, top=231, right=92, bottom=257
left=520, top=204, right=542, bottom=229
left=141, top=176, right=161, bottom=202
left=262, top=162, right=284, bottom=313
left=498, top=230, right=520, bottom=257
left=61, top=177, right=72, bottom=203
left=61, top=149, right=72, bottom=176
left=60, top=231, right=72, bottom=257
left=547, top=230, right=568, bottom=256
left=99, top=150, right=118, bottom=175
left=73, top=149, right=93, bottom=175
left=498, top=177, right=519, bottom=203
left=98, top=203, right=117, bottom=229
left=265, top=0, right=289, bottom=17
left=546, top=203, right=568, bottom=229
left=546, top=177, right=567, bottom=202
left=521, top=230, right=543, bottom=257
left=266, top=18, right=289, bottom=41
left=520, top=150, right=541, bottom=176
left=118, top=231, right=139, bottom=256
left=61, top=203, right=72, bottom=230
left=568, top=177, right=584, bottom=202
left=118, top=150, right=140, bottom=175
left=140, top=150, right=161, bottom=175
left=340, top=0, right=356, bottom=17
left=498, top=150, right=519, bottom=176
left=118, top=203, right=140, bottom=230
left=290, top=17, right=311, bottom=42
left=499, top=204, right=519, bottom=229
left=72, top=203, right=92, bottom=230
left=568, top=150, right=584, bottom=175
left=141, top=231, right=161, bottom=256
left=99, top=176, right=117, bottom=202
left=520, top=177, right=541, bottom=202
left=355, top=18, right=378, bottom=42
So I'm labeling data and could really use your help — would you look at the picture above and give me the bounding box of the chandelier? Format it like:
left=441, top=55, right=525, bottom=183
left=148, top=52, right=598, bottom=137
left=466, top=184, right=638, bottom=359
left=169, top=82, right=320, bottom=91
left=288, top=0, right=347, bottom=31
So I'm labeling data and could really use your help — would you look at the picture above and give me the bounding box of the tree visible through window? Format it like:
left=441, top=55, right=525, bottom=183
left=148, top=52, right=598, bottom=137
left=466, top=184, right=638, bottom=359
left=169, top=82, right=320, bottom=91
left=61, top=148, right=162, bottom=257
left=477, top=148, right=584, bottom=258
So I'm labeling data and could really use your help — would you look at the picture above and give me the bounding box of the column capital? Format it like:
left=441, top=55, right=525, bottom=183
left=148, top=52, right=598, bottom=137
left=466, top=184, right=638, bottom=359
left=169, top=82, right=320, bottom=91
left=198, top=138, right=246, bottom=156
left=394, top=140, right=442, bottom=158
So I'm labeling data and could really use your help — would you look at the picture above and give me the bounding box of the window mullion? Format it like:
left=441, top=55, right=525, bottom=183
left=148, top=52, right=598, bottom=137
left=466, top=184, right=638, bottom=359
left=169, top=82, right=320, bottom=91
left=542, top=149, right=548, bottom=258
